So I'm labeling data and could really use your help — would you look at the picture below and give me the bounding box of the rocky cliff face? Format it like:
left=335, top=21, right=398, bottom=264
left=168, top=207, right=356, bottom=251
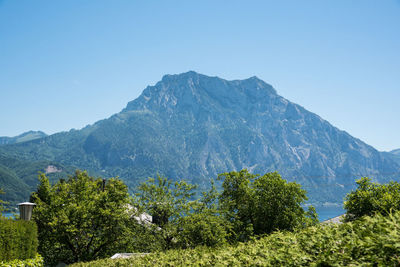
left=1, top=71, right=399, bottom=204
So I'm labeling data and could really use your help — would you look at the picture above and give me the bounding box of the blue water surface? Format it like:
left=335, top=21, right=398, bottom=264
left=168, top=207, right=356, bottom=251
left=315, top=206, right=345, bottom=221
left=2, top=212, right=15, bottom=218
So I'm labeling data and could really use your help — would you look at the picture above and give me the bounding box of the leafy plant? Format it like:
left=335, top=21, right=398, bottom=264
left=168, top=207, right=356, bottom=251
left=0, top=218, right=38, bottom=262
left=134, top=175, right=197, bottom=249
left=31, top=171, right=137, bottom=265
left=71, top=211, right=400, bottom=267
left=344, top=177, right=400, bottom=221
left=0, top=253, right=43, bottom=267
left=218, top=170, right=317, bottom=241
left=0, top=188, right=8, bottom=217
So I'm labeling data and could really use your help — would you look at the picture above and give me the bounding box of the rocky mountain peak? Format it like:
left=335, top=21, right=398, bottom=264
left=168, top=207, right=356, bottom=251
left=124, top=71, right=278, bottom=114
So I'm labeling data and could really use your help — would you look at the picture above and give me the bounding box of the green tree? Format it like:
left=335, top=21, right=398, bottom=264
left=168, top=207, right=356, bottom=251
left=31, top=171, right=137, bottom=265
left=218, top=169, right=257, bottom=241
left=218, top=170, right=316, bottom=241
left=176, top=180, right=231, bottom=248
left=134, top=175, right=197, bottom=249
left=344, top=177, right=400, bottom=221
left=176, top=211, right=230, bottom=249
left=0, top=188, right=9, bottom=218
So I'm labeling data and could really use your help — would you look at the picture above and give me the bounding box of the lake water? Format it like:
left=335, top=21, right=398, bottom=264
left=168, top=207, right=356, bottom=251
left=315, top=206, right=345, bottom=221
left=2, top=212, right=15, bottom=218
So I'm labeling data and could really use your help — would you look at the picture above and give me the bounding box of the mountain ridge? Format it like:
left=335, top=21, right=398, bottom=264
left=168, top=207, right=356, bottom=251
left=390, top=149, right=400, bottom=156
left=1, top=71, right=399, bottom=205
left=0, top=131, right=47, bottom=145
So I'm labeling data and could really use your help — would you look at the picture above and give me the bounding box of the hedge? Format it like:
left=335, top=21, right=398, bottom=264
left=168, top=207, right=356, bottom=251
left=0, top=254, right=43, bottom=267
left=0, top=219, right=38, bottom=262
left=71, top=211, right=400, bottom=266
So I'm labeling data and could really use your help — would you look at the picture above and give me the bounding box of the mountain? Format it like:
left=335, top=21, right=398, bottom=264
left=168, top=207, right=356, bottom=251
left=385, top=149, right=400, bottom=166
left=1, top=71, right=399, bottom=205
left=390, top=149, right=400, bottom=156
left=0, top=151, right=75, bottom=205
left=0, top=131, right=47, bottom=145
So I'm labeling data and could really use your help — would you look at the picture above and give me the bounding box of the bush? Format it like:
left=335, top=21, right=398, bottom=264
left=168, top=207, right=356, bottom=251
left=0, top=253, right=43, bottom=267
left=70, top=211, right=400, bottom=266
left=0, top=218, right=38, bottom=261
left=344, top=177, right=400, bottom=221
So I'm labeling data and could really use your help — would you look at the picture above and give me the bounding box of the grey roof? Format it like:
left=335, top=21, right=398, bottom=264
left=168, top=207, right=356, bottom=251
left=321, top=214, right=345, bottom=224
left=111, top=253, right=150, bottom=259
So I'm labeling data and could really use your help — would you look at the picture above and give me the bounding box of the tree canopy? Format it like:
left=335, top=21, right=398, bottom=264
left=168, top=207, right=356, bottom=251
left=219, top=170, right=317, bottom=241
left=136, top=170, right=317, bottom=246
left=344, top=177, right=400, bottom=221
left=31, top=171, right=137, bottom=265
left=0, top=188, right=7, bottom=217
left=134, top=175, right=198, bottom=249
left=29, top=169, right=318, bottom=265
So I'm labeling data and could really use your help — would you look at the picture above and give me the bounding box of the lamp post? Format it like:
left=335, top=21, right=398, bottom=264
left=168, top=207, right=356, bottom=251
left=18, top=202, right=36, bottom=221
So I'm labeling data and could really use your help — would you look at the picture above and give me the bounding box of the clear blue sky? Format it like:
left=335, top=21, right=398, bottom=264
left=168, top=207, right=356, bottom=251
left=1, top=0, right=399, bottom=151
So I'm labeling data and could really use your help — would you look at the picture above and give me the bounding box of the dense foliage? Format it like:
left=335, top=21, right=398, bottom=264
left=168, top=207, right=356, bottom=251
left=31, top=171, right=139, bottom=265
left=219, top=170, right=317, bottom=241
left=344, top=177, right=400, bottom=221
left=0, top=254, right=43, bottom=267
left=175, top=180, right=231, bottom=248
left=176, top=211, right=230, bottom=249
left=22, top=169, right=400, bottom=265
left=0, top=188, right=7, bottom=216
left=134, top=170, right=316, bottom=249
left=0, top=218, right=38, bottom=261
left=134, top=175, right=231, bottom=250
left=71, top=211, right=400, bottom=266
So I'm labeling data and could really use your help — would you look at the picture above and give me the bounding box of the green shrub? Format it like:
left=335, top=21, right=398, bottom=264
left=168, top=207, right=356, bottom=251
left=0, top=253, right=43, bottom=267
left=344, top=177, right=400, bottom=221
left=176, top=211, right=230, bottom=248
left=0, top=219, right=38, bottom=262
left=71, top=211, right=400, bottom=266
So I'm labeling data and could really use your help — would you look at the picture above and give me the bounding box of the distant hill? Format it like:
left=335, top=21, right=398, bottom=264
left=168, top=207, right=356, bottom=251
left=0, top=152, right=76, bottom=205
left=1, top=71, right=399, bottom=205
left=384, top=149, right=400, bottom=166
left=390, top=149, right=400, bottom=156
left=0, top=131, right=47, bottom=145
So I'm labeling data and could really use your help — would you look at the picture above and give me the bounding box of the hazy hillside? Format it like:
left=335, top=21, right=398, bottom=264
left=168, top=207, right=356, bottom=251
left=1, top=71, right=399, bottom=204
left=385, top=149, right=400, bottom=166
left=0, top=131, right=47, bottom=145
left=0, top=152, right=76, bottom=205
left=391, top=149, right=400, bottom=156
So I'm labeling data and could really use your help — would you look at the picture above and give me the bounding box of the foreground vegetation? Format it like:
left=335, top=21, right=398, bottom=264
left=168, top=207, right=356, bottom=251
left=29, top=169, right=316, bottom=265
left=71, top=210, right=400, bottom=266
left=0, top=218, right=38, bottom=262
left=0, top=254, right=43, bottom=267
left=3, top=170, right=400, bottom=266
left=0, top=197, right=40, bottom=266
